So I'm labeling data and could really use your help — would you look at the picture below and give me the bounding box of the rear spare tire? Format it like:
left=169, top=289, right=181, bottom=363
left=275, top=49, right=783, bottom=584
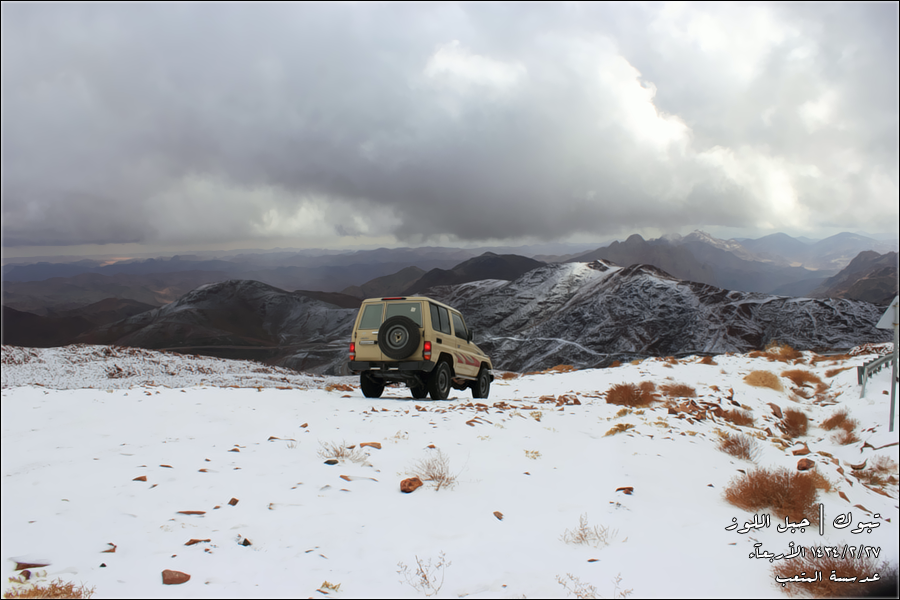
left=378, top=316, right=420, bottom=360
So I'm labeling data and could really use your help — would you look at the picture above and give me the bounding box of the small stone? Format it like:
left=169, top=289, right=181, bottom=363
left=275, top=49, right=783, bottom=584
left=360, top=442, right=382, bottom=449
left=133, top=475, right=147, bottom=482
left=493, top=511, right=503, bottom=520
left=792, top=442, right=811, bottom=456
left=162, top=569, right=191, bottom=585
left=767, top=403, right=783, bottom=419
left=241, top=537, right=252, bottom=547
left=324, top=459, right=339, bottom=465
left=400, top=477, right=424, bottom=493
left=797, top=458, right=815, bottom=471
left=615, top=486, right=634, bottom=495
left=228, top=497, right=239, bottom=506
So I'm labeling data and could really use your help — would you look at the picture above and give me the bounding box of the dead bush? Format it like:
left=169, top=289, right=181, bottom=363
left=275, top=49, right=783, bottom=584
left=317, top=440, right=368, bottom=464
left=605, top=383, right=656, bottom=407
left=782, top=408, right=809, bottom=439
left=773, top=554, right=896, bottom=598
left=409, top=449, right=457, bottom=491
left=498, top=372, right=519, bottom=380
left=723, top=409, right=755, bottom=427
left=608, top=360, right=622, bottom=368
left=744, top=370, right=784, bottom=392
left=765, top=340, right=802, bottom=362
left=723, top=467, right=826, bottom=524
left=820, top=408, right=858, bottom=432
left=831, top=428, right=861, bottom=445
left=698, top=355, right=718, bottom=365
left=782, top=369, right=824, bottom=387
left=824, top=366, right=851, bottom=378
left=853, top=456, right=900, bottom=488
left=3, top=579, right=95, bottom=599
left=560, top=513, right=618, bottom=548
left=659, top=383, right=696, bottom=398
left=717, top=432, right=761, bottom=461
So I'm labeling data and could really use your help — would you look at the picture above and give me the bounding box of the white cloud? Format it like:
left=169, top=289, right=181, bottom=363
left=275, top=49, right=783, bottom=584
left=424, top=40, right=526, bottom=91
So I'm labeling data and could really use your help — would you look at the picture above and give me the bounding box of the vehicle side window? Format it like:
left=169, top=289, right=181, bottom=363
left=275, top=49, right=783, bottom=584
left=451, top=312, right=467, bottom=340
left=385, top=302, right=423, bottom=326
left=359, top=304, right=384, bottom=329
left=437, top=306, right=451, bottom=334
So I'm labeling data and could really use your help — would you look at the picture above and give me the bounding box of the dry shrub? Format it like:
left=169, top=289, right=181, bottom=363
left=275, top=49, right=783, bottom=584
left=773, top=554, right=897, bottom=598
left=3, top=579, right=95, bottom=599
left=853, top=455, right=900, bottom=488
left=723, top=467, right=825, bottom=524
left=604, top=423, right=634, bottom=437
left=831, top=428, right=861, bottom=445
left=409, top=448, right=457, bottom=491
left=782, top=408, right=809, bottom=439
left=498, top=372, right=519, bottom=380
left=765, top=340, right=802, bottom=362
left=782, top=369, right=824, bottom=387
left=608, top=360, right=622, bottom=368
left=317, top=440, right=368, bottom=464
left=723, top=409, right=755, bottom=427
left=824, top=366, right=851, bottom=378
left=698, top=355, right=717, bottom=365
left=744, top=370, right=784, bottom=392
left=605, top=383, right=656, bottom=407
left=560, top=513, right=618, bottom=548
left=659, top=383, right=696, bottom=398
left=820, top=408, right=858, bottom=432
left=717, top=431, right=761, bottom=461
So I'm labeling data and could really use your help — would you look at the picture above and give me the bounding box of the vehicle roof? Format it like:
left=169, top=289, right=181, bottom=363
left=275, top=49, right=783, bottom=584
left=360, top=296, right=462, bottom=314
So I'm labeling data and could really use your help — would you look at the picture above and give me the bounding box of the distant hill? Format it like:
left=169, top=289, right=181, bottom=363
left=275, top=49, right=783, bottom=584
left=810, top=251, right=898, bottom=305
left=342, top=266, right=426, bottom=299
left=1, top=306, right=95, bottom=347
left=403, top=253, right=545, bottom=295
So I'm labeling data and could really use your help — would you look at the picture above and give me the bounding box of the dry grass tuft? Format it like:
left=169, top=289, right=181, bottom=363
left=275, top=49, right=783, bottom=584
left=831, top=428, right=861, bottom=446
left=560, top=513, right=618, bottom=548
left=698, top=355, right=718, bottom=365
left=722, top=409, right=755, bottom=427
left=717, top=432, right=761, bottom=462
left=744, top=370, right=784, bottom=391
left=781, top=369, right=824, bottom=387
left=824, top=366, right=851, bottom=378
left=659, top=382, right=696, bottom=398
left=853, top=455, right=900, bottom=488
left=409, top=448, right=458, bottom=491
left=765, top=340, right=803, bottom=362
left=820, top=408, right=858, bottom=432
left=317, top=440, right=368, bottom=464
left=605, top=383, right=657, bottom=407
left=498, top=372, right=519, bottom=380
left=772, top=554, right=896, bottom=598
left=3, top=579, right=95, bottom=599
left=604, top=423, right=634, bottom=437
left=782, top=408, right=809, bottom=439
left=608, top=360, right=622, bottom=368
left=723, top=467, right=827, bottom=524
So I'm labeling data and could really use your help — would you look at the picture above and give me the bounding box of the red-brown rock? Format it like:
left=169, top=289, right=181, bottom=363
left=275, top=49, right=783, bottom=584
left=162, top=569, right=191, bottom=585
left=400, top=477, right=424, bottom=493
left=792, top=442, right=811, bottom=456
left=767, top=403, right=783, bottom=419
left=797, top=458, right=815, bottom=471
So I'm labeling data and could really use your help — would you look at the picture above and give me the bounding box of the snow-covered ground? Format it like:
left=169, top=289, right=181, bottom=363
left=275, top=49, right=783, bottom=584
left=2, top=344, right=898, bottom=598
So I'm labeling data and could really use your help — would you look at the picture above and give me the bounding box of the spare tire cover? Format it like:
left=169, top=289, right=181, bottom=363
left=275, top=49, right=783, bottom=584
left=378, top=316, right=421, bottom=359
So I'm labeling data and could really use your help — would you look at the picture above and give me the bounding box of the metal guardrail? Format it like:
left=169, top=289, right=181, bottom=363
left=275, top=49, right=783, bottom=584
left=858, top=353, right=896, bottom=399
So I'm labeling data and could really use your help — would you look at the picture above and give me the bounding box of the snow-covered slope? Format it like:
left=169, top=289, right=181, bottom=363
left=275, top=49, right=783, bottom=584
left=1, top=344, right=896, bottom=599
left=425, top=262, right=892, bottom=372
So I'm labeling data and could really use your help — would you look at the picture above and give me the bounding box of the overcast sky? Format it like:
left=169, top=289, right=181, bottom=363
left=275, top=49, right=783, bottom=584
left=2, top=2, right=898, bottom=256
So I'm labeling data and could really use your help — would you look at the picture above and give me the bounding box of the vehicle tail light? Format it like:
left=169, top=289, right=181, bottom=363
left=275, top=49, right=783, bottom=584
left=349, top=342, right=355, bottom=361
left=423, top=341, right=431, bottom=361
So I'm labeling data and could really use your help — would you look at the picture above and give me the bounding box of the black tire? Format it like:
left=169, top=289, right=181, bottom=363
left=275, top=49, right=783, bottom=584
left=472, top=366, right=491, bottom=399
left=378, top=316, right=420, bottom=360
left=360, top=372, right=384, bottom=398
left=409, top=382, right=428, bottom=399
left=427, top=361, right=452, bottom=400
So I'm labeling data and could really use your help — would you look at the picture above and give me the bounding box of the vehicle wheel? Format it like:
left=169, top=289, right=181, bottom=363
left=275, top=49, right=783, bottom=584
left=409, top=381, right=428, bottom=399
left=378, top=316, right=420, bottom=360
left=360, top=372, right=384, bottom=398
left=471, top=366, right=491, bottom=399
left=427, top=361, right=452, bottom=400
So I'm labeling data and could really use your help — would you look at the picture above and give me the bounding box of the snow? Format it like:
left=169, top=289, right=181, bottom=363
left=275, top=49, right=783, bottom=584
left=2, top=344, right=898, bottom=598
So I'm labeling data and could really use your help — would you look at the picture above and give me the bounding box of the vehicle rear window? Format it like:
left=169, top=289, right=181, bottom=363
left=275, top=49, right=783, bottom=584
left=359, top=304, right=384, bottom=329
left=385, top=302, right=423, bottom=327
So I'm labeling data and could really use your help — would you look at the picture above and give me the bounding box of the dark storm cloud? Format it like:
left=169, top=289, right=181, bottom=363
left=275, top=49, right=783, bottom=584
left=2, top=2, right=897, bottom=249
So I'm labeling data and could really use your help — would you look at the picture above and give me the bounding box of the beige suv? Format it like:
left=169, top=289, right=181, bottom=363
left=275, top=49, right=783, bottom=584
left=348, top=296, right=493, bottom=400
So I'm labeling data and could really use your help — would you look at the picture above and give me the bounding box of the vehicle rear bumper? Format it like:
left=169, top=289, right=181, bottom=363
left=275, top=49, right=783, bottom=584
left=348, top=360, right=435, bottom=374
